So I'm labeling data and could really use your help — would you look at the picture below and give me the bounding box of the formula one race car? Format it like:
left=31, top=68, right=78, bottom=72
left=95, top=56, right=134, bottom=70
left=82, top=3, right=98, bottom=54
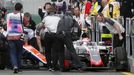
left=64, top=34, right=130, bottom=71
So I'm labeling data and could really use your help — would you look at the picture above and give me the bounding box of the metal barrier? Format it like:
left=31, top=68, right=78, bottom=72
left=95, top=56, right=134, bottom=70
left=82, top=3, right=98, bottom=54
left=90, top=16, right=96, bottom=42
left=95, top=18, right=100, bottom=44
left=117, top=16, right=124, bottom=27
left=131, top=18, right=134, bottom=58
left=131, top=36, right=134, bottom=58
left=125, top=18, right=131, bottom=56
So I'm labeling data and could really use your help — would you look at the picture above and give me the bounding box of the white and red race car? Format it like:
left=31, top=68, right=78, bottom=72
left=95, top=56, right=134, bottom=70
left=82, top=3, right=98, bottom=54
left=64, top=34, right=130, bottom=71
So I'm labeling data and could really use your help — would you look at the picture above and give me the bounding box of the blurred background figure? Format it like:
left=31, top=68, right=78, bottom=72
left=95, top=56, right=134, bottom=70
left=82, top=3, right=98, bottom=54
left=38, top=2, right=52, bottom=20
left=0, top=6, right=7, bottom=19
left=55, top=0, right=67, bottom=14
left=73, top=6, right=86, bottom=29
left=0, top=6, right=7, bottom=29
left=83, top=0, right=91, bottom=18
left=0, top=6, right=8, bottom=70
left=90, top=0, right=101, bottom=16
left=73, top=6, right=91, bottom=33
left=101, top=0, right=120, bottom=19
left=118, top=0, right=134, bottom=19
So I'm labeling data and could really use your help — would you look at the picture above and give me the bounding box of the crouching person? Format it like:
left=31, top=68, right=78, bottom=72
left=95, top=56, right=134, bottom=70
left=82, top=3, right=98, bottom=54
left=22, top=12, right=41, bottom=68
left=23, top=12, right=38, bottom=49
left=96, top=13, right=125, bottom=48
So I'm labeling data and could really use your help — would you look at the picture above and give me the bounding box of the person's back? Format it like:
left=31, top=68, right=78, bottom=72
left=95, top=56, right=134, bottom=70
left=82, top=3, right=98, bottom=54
left=6, top=2, right=24, bottom=74
left=57, top=12, right=84, bottom=70
left=7, top=12, right=23, bottom=36
left=57, top=14, right=74, bottom=33
left=39, top=6, right=65, bottom=71
left=43, top=15, right=60, bottom=33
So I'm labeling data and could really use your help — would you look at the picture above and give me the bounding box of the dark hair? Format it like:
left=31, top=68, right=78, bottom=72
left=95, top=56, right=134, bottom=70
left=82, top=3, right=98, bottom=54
left=82, top=33, right=90, bottom=38
left=15, top=2, right=23, bottom=11
left=43, top=2, right=51, bottom=10
left=24, top=12, right=31, bottom=18
left=47, top=6, right=57, bottom=14
left=65, top=11, right=73, bottom=17
left=96, top=13, right=104, bottom=17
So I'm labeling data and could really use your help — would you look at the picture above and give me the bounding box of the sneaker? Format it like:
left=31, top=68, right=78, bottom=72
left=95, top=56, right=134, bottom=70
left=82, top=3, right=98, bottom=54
left=13, top=67, right=18, bottom=74
left=48, top=68, right=55, bottom=72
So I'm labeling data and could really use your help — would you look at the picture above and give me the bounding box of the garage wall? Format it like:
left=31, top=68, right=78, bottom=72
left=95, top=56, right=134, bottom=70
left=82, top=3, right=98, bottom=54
left=23, top=0, right=70, bottom=15
left=23, top=0, right=51, bottom=15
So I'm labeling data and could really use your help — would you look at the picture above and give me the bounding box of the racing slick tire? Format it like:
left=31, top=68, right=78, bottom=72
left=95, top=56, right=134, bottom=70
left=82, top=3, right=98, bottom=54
left=114, top=47, right=130, bottom=72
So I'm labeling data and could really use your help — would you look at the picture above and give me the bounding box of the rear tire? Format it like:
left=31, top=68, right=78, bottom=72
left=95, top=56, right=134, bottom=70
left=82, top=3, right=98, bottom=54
left=114, top=47, right=130, bottom=72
